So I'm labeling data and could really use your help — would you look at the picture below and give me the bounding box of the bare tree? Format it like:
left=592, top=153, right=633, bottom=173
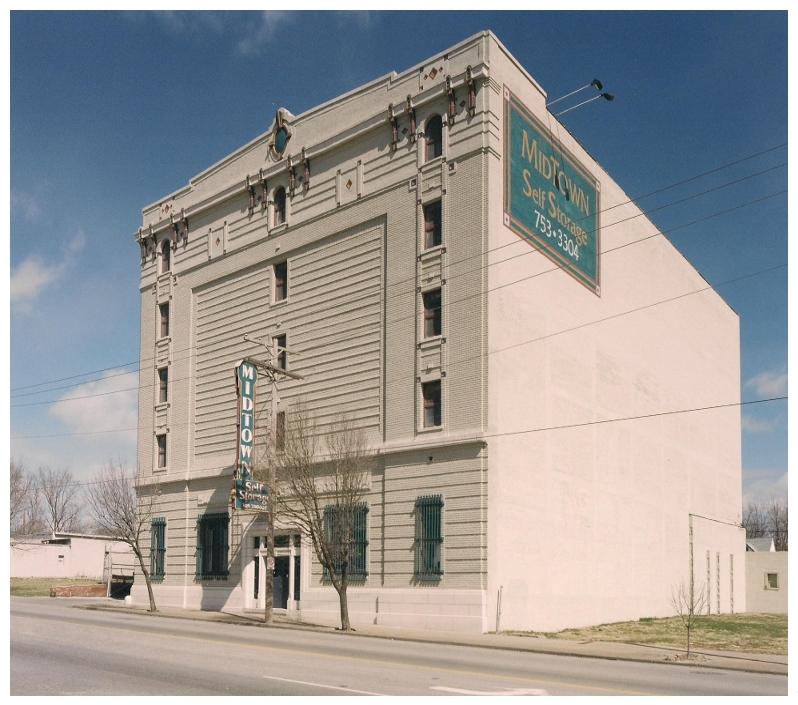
left=87, top=462, right=159, bottom=612
left=671, top=580, right=707, bottom=658
left=742, top=503, right=768, bottom=541
left=271, top=406, right=372, bottom=631
left=38, top=466, right=82, bottom=534
left=766, top=499, right=788, bottom=551
left=10, top=460, right=34, bottom=535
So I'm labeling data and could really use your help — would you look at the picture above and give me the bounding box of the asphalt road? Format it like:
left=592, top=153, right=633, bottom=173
left=10, top=598, right=787, bottom=696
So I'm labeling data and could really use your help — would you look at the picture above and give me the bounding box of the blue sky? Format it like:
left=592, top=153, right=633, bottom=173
left=9, top=11, right=787, bottom=505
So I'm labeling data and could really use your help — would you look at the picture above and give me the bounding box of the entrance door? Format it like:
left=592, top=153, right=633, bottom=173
left=273, top=556, right=290, bottom=609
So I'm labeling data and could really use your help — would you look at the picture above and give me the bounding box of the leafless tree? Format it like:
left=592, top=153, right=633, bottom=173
left=87, top=461, right=159, bottom=612
left=766, top=500, right=788, bottom=551
left=742, top=503, right=768, bottom=541
left=37, top=466, right=82, bottom=534
left=11, top=460, right=33, bottom=534
left=271, top=406, right=372, bottom=631
left=671, top=580, right=707, bottom=658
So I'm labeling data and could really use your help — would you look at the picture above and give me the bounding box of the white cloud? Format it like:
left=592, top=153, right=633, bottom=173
left=236, top=11, right=294, bottom=56
left=745, top=368, right=787, bottom=397
left=10, top=257, right=64, bottom=304
left=49, top=369, right=139, bottom=438
left=742, top=469, right=787, bottom=507
left=11, top=190, right=43, bottom=223
left=741, top=414, right=777, bottom=433
left=151, top=10, right=226, bottom=35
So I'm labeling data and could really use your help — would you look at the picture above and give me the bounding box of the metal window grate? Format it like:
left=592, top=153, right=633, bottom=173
left=322, top=503, right=368, bottom=580
left=196, top=513, right=229, bottom=580
left=150, top=517, right=166, bottom=579
left=415, top=495, right=443, bottom=578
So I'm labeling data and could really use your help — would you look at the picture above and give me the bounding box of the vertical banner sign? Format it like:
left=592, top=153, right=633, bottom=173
left=503, top=88, right=600, bottom=294
left=234, top=361, right=269, bottom=511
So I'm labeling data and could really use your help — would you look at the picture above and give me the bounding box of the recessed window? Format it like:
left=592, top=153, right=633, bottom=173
left=422, top=380, right=442, bottom=428
left=423, top=288, right=442, bottom=338
left=158, top=367, right=168, bottom=404
left=415, top=495, right=443, bottom=578
left=323, top=503, right=368, bottom=580
left=159, top=303, right=170, bottom=339
left=274, top=334, right=287, bottom=370
left=150, top=518, right=166, bottom=579
left=196, top=513, right=229, bottom=580
left=156, top=433, right=167, bottom=469
left=274, top=261, right=288, bottom=302
left=160, top=240, right=171, bottom=274
left=766, top=572, right=779, bottom=589
left=424, top=200, right=442, bottom=249
left=275, top=411, right=286, bottom=451
left=273, top=187, right=286, bottom=226
left=425, top=115, right=443, bottom=161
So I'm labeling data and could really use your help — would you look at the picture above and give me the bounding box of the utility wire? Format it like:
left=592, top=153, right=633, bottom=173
left=10, top=191, right=787, bottom=410
left=10, top=144, right=786, bottom=395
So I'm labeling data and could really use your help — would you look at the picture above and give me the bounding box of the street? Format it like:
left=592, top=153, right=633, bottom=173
left=10, top=598, right=787, bottom=696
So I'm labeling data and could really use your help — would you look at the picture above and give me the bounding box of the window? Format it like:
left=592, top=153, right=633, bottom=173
left=423, top=288, right=442, bottom=338
left=159, top=302, right=170, bottom=338
left=150, top=518, right=166, bottom=579
left=323, top=504, right=368, bottom=580
left=415, top=495, right=443, bottom=578
left=274, top=334, right=287, bottom=370
left=273, top=186, right=286, bottom=226
left=275, top=411, right=286, bottom=451
left=425, top=115, right=443, bottom=161
left=766, top=572, right=779, bottom=590
left=156, top=433, right=167, bottom=468
left=158, top=367, right=168, bottom=404
left=423, top=200, right=442, bottom=249
left=196, top=513, right=229, bottom=579
left=274, top=261, right=288, bottom=302
left=422, top=380, right=442, bottom=428
left=160, top=240, right=171, bottom=274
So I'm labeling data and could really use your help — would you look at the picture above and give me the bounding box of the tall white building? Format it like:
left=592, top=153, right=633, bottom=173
left=130, top=31, right=745, bottom=632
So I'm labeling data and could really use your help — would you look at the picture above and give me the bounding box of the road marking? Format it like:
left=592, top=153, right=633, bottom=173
left=431, top=686, right=548, bottom=696
left=262, top=674, right=385, bottom=696
left=12, top=607, right=654, bottom=696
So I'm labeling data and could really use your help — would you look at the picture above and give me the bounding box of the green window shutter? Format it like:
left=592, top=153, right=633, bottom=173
left=415, top=495, right=443, bottom=579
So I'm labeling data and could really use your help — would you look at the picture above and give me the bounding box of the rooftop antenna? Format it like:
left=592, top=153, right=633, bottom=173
left=554, top=91, right=614, bottom=117
left=546, top=78, right=604, bottom=108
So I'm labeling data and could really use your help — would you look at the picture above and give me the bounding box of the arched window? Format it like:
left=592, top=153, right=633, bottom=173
left=425, top=115, right=443, bottom=162
left=160, top=239, right=171, bottom=274
left=273, top=187, right=286, bottom=226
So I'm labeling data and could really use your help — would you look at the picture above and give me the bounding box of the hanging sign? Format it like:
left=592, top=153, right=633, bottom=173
left=503, top=88, right=600, bottom=294
left=234, top=360, right=268, bottom=511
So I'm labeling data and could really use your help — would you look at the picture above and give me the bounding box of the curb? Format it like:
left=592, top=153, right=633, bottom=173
left=74, top=603, right=787, bottom=677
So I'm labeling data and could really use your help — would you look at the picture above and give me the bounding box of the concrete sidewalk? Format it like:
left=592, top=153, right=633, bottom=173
left=77, top=601, right=788, bottom=677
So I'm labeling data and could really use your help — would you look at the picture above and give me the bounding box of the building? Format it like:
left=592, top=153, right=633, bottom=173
left=11, top=532, right=134, bottom=582
left=130, top=31, right=745, bottom=632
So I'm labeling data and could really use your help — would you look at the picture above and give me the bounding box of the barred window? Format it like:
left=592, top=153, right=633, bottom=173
left=150, top=518, right=166, bottom=579
left=415, top=495, right=443, bottom=578
left=323, top=503, right=368, bottom=580
left=196, top=513, right=229, bottom=580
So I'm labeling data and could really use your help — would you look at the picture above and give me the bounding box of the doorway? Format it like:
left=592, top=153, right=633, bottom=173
left=244, top=531, right=301, bottom=612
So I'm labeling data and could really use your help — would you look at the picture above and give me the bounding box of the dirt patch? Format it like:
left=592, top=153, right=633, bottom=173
left=11, top=577, right=104, bottom=598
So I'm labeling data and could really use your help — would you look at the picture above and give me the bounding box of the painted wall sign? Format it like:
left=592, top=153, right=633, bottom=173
left=503, top=88, right=600, bottom=294
left=234, top=361, right=268, bottom=511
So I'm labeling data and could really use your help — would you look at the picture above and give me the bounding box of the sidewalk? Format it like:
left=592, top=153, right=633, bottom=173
left=78, top=601, right=788, bottom=677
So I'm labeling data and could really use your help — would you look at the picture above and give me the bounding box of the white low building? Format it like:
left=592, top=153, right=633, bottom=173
left=130, top=30, right=745, bottom=632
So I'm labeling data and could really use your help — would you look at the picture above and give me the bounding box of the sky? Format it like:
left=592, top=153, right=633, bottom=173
left=8, top=10, right=788, bottom=508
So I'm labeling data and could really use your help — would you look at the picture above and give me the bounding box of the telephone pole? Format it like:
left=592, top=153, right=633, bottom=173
left=241, top=333, right=303, bottom=624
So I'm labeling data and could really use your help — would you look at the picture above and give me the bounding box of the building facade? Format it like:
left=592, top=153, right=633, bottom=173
left=130, top=31, right=745, bottom=632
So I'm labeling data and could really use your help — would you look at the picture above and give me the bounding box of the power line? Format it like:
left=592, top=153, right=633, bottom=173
left=9, top=256, right=787, bottom=434
left=10, top=144, right=786, bottom=395
left=10, top=192, right=787, bottom=411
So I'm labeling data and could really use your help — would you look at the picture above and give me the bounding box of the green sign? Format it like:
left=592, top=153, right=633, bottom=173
left=504, top=89, right=600, bottom=294
left=234, top=361, right=268, bottom=511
